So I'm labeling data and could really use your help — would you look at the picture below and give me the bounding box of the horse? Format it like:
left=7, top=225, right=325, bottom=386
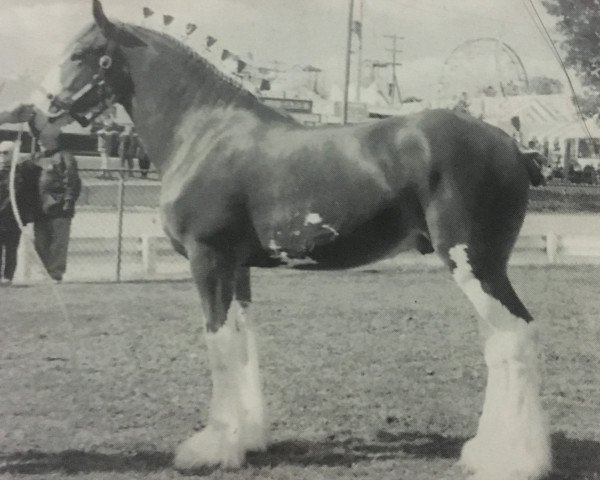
left=28, top=1, right=552, bottom=478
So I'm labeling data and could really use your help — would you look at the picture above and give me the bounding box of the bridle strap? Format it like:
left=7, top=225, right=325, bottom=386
left=52, top=40, right=120, bottom=127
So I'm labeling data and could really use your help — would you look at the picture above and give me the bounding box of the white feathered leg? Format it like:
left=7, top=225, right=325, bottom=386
left=449, top=245, right=552, bottom=480
left=174, top=300, right=265, bottom=470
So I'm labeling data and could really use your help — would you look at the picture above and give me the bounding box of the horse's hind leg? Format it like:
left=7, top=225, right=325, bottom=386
left=174, top=244, right=265, bottom=471
left=443, top=243, right=552, bottom=480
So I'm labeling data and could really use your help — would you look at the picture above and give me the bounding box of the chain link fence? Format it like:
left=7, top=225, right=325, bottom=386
left=16, top=163, right=188, bottom=284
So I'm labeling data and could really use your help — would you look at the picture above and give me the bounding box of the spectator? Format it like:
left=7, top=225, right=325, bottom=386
left=453, top=91, right=471, bottom=115
left=528, top=136, right=541, bottom=152
left=0, top=141, right=21, bottom=286
left=34, top=137, right=81, bottom=282
left=136, top=142, right=151, bottom=179
left=510, top=116, right=524, bottom=147
left=96, top=111, right=121, bottom=179
left=118, top=125, right=138, bottom=177
left=0, top=140, right=37, bottom=286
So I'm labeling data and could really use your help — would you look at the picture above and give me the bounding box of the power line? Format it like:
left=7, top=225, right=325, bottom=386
left=526, top=0, right=595, bottom=142
left=520, top=0, right=563, bottom=68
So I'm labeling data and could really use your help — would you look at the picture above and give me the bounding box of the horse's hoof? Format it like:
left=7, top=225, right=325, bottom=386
left=174, top=426, right=245, bottom=472
left=459, top=435, right=551, bottom=480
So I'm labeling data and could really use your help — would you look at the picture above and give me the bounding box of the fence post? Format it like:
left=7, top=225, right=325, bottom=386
left=141, top=234, right=157, bottom=275
left=115, top=172, right=125, bottom=282
left=546, top=232, right=558, bottom=263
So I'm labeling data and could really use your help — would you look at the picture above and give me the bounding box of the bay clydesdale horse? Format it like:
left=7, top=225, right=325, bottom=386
left=25, top=1, right=551, bottom=478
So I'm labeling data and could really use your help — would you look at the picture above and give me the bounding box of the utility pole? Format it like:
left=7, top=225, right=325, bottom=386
left=343, top=0, right=355, bottom=124
left=355, top=0, right=364, bottom=103
left=383, top=34, right=403, bottom=105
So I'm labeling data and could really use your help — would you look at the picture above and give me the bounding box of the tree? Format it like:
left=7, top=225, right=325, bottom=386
left=542, top=0, right=600, bottom=92
left=528, top=75, right=564, bottom=95
left=572, top=93, right=600, bottom=117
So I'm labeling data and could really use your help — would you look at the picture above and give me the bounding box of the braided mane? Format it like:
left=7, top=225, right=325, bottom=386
left=126, top=23, right=258, bottom=103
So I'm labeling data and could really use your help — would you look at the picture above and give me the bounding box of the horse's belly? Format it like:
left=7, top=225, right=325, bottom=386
left=252, top=206, right=432, bottom=270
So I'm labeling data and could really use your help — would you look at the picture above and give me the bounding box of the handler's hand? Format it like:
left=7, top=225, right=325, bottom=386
left=10, top=104, right=35, bottom=123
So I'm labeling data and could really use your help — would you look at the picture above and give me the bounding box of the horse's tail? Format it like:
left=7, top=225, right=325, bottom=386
left=519, top=150, right=545, bottom=187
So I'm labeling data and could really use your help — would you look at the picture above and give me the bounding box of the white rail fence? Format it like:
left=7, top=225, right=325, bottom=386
left=14, top=231, right=600, bottom=284
left=514, top=233, right=600, bottom=263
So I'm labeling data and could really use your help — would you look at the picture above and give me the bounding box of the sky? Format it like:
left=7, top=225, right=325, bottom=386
left=0, top=0, right=575, bottom=101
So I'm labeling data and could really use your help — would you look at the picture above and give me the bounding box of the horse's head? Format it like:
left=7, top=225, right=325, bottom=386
left=30, top=0, right=145, bottom=151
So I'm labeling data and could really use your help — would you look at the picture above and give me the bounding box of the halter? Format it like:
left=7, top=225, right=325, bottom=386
left=48, top=40, right=120, bottom=127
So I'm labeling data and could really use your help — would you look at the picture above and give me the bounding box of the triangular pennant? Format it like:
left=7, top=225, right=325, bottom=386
left=143, top=7, right=154, bottom=18
left=221, top=49, right=231, bottom=61
left=260, top=79, right=271, bottom=91
left=237, top=60, right=247, bottom=73
left=163, top=14, right=174, bottom=26
left=185, top=23, right=197, bottom=36
left=206, top=36, right=217, bottom=48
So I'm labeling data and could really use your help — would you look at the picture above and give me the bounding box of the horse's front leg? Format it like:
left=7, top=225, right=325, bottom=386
left=174, top=244, right=266, bottom=471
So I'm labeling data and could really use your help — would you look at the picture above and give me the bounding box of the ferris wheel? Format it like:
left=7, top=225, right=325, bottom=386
left=438, top=37, right=529, bottom=99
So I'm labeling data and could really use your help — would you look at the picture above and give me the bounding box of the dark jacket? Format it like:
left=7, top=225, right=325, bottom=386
left=19, top=159, right=42, bottom=224
left=0, top=162, right=35, bottom=230
left=38, top=151, right=81, bottom=219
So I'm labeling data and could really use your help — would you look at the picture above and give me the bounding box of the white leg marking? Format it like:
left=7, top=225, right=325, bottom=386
left=235, top=303, right=267, bottom=452
left=449, top=245, right=552, bottom=480
left=174, top=301, right=265, bottom=471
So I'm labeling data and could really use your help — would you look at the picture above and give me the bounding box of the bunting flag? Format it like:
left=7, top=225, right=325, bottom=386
left=143, top=7, right=154, bottom=18
left=206, top=35, right=217, bottom=48
left=260, top=79, right=271, bottom=91
left=163, top=14, right=174, bottom=26
left=194, top=35, right=277, bottom=95
left=185, top=23, right=197, bottom=36
left=352, top=20, right=362, bottom=38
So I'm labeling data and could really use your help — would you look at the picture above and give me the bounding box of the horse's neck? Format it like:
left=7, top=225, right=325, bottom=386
left=120, top=31, right=289, bottom=170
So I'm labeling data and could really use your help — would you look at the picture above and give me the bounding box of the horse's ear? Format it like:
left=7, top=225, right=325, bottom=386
left=92, top=0, right=147, bottom=48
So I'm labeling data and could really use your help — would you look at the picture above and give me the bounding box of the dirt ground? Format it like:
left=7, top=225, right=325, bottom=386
left=0, top=265, right=598, bottom=479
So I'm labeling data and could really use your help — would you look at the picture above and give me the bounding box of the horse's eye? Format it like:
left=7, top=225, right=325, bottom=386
left=99, top=55, right=113, bottom=69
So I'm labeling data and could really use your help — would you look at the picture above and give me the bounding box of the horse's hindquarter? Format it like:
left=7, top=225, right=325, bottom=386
left=417, top=110, right=532, bottom=259
left=245, top=120, right=434, bottom=268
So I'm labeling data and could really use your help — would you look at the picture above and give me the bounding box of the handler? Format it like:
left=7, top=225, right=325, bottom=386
left=34, top=137, right=81, bottom=283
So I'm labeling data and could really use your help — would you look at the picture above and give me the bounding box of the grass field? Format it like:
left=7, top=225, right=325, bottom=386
left=0, top=265, right=599, bottom=479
